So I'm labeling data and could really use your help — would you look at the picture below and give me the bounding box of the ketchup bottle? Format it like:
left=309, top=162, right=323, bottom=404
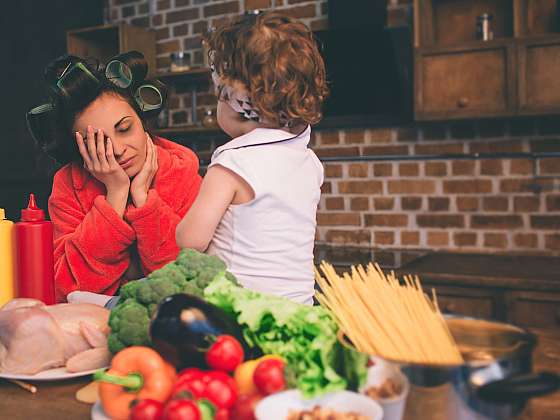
left=15, top=194, right=55, bottom=304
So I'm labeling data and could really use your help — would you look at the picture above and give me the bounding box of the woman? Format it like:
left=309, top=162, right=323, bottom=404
left=27, top=51, right=201, bottom=302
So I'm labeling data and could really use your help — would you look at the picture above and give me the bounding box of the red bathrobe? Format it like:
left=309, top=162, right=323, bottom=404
left=48, top=137, right=202, bottom=302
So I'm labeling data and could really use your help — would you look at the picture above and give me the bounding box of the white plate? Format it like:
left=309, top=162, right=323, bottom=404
left=91, top=401, right=111, bottom=420
left=255, top=390, right=383, bottom=420
left=0, top=366, right=106, bottom=381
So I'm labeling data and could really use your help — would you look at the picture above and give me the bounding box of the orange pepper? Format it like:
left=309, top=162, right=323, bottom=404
left=95, top=346, right=175, bottom=420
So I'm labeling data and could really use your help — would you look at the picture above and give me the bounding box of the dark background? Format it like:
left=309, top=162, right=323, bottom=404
left=0, top=0, right=103, bottom=220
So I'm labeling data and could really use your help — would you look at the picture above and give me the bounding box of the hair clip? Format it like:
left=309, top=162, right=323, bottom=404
left=134, top=84, right=163, bottom=112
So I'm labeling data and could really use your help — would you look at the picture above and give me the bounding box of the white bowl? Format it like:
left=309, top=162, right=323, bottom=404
left=255, top=390, right=383, bottom=420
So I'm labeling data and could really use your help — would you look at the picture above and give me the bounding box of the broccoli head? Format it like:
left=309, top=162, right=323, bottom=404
left=107, top=299, right=151, bottom=353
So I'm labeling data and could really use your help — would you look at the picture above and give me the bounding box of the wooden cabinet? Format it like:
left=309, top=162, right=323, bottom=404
left=66, top=24, right=156, bottom=76
left=414, top=0, right=560, bottom=120
left=508, top=291, right=560, bottom=329
left=415, top=41, right=515, bottom=119
left=518, top=36, right=560, bottom=114
left=425, top=284, right=500, bottom=319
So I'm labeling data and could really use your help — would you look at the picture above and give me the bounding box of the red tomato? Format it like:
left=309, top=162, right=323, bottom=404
left=215, top=409, right=229, bottom=420
left=201, top=371, right=238, bottom=410
left=129, top=399, right=165, bottom=420
left=162, top=400, right=200, bottom=420
left=206, top=335, right=244, bottom=372
left=253, top=359, right=286, bottom=395
left=230, top=394, right=262, bottom=420
left=173, top=369, right=206, bottom=399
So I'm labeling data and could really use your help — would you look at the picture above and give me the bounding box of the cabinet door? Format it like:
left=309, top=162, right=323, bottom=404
left=415, top=41, right=516, bottom=120
left=425, top=284, right=501, bottom=319
left=518, top=36, right=560, bottom=115
left=507, top=291, right=560, bottom=328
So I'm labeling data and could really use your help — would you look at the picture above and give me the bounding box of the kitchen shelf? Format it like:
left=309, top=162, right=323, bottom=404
left=153, top=125, right=223, bottom=137
left=156, top=67, right=211, bottom=84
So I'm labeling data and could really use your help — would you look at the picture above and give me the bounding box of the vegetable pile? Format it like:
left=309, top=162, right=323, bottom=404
left=106, top=249, right=367, bottom=406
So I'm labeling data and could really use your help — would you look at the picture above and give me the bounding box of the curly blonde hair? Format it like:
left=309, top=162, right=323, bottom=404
left=206, top=12, right=328, bottom=127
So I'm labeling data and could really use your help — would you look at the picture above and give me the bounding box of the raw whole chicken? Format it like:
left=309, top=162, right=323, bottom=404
left=0, top=298, right=111, bottom=375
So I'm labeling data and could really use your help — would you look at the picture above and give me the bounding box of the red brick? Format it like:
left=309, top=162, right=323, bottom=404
left=428, top=197, right=449, bottom=212
left=326, top=230, right=371, bottom=245
left=338, top=181, right=383, bottom=194
left=500, top=179, right=533, bottom=193
left=156, top=27, right=170, bottom=40
left=388, top=180, right=435, bottom=194
left=132, top=16, right=149, bottom=27
left=480, top=159, right=503, bottom=175
left=373, top=163, right=393, bottom=177
left=167, top=8, right=199, bottom=23
left=156, top=39, right=180, bottom=55
left=283, top=4, right=317, bottom=18
left=531, top=216, right=560, bottom=230
left=203, top=1, right=239, bottom=17
left=514, top=233, right=538, bottom=248
left=427, top=231, right=449, bottom=247
left=469, top=140, right=524, bottom=153
left=373, top=198, right=395, bottom=210
left=374, top=231, right=395, bottom=245
left=350, top=197, right=369, bottom=211
left=401, top=231, right=420, bottom=246
left=157, top=0, right=171, bottom=10
left=139, top=2, right=149, bottom=13
left=193, top=20, right=209, bottom=34
left=399, top=163, right=419, bottom=177
left=320, top=131, right=340, bottom=145
left=444, top=180, right=492, bottom=194
left=456, top=196, right=479, bottom=212
left=471, top=215, right=524, bottom=229
left=452, top=160, right=476, bottom=176
left=344, top=129, right=366, bottom=144
left=321, top=182, right=331, bottom=194
left=547, top=195, right=560, bottom=211
left=317, top=212, right=360, bottom=226
left=184, top=36, right=203, bottom=50
left=540, top=158, right=560, bottom=174
left=425, top=162, right=447, bottom=176
left=245, top=0, right=271, bottom=9
left=325, top=197, right=344, bottom=210
left=415, top=143, right=463, bottom=155
left=152, top=13, right=164, bottom=26
left=122, top=5, right=135, bottom=18
left=364, top=214, right=408, bottom=227
left=510, top=159, right=533, bottom=175
left=348, top=163, right=369, bottom=178
left=324, top=164, right=342, bottom=178
left=417, top=215, right=464, bottom=228
left=310, top=19, right=329, bottom=31
left=515, top=196, right=541, bottom=212
left=115, top=0, right=140, bottom=5
left=363, top=145, right=409, bottom=156
left=454, top=232, right=477, bottom=247
left=545, top=234, right=560, bottom=250
left=483, top=197, right=509, bottom=212
left=315, top=147, right=360, bottom=158
left=401, top=197, right=423, bottom=211
left=484, top=233, right=508, bottom=248
left=370, top=129, right=393, bottom=143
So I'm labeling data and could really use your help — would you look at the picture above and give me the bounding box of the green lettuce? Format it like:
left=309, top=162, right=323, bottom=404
left=204, top=276, right=368, bottom=398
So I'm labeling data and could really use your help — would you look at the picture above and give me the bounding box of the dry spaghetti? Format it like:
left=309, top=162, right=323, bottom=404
left=315, top=262, right=463, bottom=366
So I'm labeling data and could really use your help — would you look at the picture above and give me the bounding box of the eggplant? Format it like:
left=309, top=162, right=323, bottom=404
left=149, top=293, right=248, bottom=370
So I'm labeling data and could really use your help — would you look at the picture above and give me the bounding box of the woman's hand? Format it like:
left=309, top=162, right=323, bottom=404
left=76, top=126, right=130, bottom=217
left=130, top=134, right=158, bottom=208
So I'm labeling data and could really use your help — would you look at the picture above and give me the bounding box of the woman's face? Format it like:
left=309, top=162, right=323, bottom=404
left=73, top=92, right=147, bottom=178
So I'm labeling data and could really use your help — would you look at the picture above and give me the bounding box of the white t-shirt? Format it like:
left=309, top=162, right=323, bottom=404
left=206, top=126, right=323, bottom=305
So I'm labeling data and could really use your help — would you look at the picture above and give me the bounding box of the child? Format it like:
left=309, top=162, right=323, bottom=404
left=176, top=12, right=328, bottom=305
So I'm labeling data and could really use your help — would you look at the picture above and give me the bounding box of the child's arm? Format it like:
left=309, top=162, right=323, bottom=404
left=176, top=165, right=242, bottom=252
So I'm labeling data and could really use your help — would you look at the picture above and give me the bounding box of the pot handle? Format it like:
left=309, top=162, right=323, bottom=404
left=478, top=372, right=560, bottom=404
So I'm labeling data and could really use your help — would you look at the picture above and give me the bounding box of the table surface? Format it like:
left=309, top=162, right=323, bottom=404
left=0, top=377, right=92, bottom=419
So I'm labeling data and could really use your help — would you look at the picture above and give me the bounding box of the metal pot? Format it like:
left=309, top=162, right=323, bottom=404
left=401, top=316, right=560, bottom=420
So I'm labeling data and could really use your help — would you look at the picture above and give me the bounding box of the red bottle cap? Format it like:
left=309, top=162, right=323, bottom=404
left=21, top=193, right=45, bottom=222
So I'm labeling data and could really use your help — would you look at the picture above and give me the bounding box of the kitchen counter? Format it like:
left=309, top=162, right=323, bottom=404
left=0, top=377, right=91, bottom=419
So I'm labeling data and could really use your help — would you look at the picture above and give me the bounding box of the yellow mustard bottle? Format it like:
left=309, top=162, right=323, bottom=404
left=0, top=208, right=15, bottom=306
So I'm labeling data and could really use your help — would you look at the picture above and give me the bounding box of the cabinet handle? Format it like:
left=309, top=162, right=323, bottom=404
left=457, top=97, right=469, bottom=108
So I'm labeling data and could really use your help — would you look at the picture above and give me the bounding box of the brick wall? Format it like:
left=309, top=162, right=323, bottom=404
left=107, top=0, right=560, bottom=256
